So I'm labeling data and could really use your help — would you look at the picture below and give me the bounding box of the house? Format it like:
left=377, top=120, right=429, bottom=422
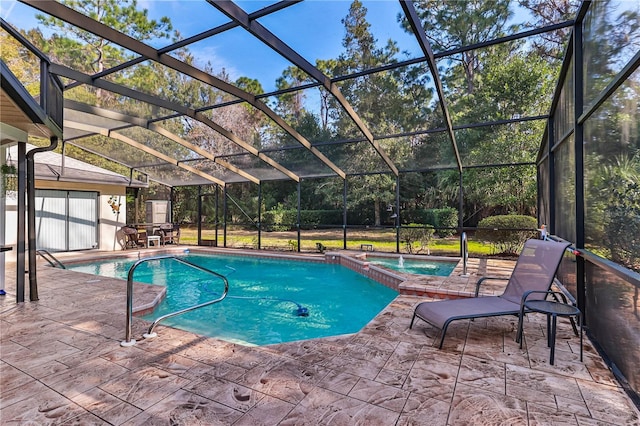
left=2, top=143, right=147, bottom=263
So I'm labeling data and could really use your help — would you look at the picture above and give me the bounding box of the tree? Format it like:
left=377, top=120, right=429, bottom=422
left=0, top=29, right=43, bottom=95
left=36, top=0, right=174, bottom=106
left=274, top=66, right=310, bottom=121
left=397, top=2, right=561, bottom=223
left=404, top=0, right=516, bottom=95
left=582, top=0, right=640, bottom=103
left=37, top=0, right=172, bottom=74
left=518, top=0, right=580, bottom=61
left=322, top=0, right=431, bottom=225
left=593, top=154, right=640, bottom=272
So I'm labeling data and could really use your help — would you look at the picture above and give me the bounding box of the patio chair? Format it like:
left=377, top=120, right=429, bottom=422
left=121, top=226, right=146, bottom=249
left=157, top=223, right=180, bottom=245
left=409, top=238, right=571, bottom=348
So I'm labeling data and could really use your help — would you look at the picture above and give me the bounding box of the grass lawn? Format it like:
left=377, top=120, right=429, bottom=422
left=179, top=226, right=495, bottom=256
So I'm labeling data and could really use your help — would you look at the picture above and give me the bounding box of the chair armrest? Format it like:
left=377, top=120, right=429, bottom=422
left=520, top=290, right=571, bottom=309
left=475, top=276, right=509, bottom=297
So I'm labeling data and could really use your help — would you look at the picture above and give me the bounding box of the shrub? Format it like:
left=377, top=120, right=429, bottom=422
left=602, top=176, right=640, bottom=272
left=408, top=208, right=458, bottom=237
left=476, top=215, right=538, bottom=255
left=401, top=223, right=435, bottom=254
left=429, top=208, right=458, bottom=237
left=262, top=209, right=294, bottom=231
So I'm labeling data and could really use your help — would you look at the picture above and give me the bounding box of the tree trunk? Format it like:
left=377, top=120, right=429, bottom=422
left=374, top=198, right=381, bottom=226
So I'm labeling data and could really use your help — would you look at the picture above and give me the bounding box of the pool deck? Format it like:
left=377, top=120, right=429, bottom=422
left=1, top=247, right=638, bottom=425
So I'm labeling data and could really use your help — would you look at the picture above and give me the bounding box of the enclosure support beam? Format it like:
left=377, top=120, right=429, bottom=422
left=548, top=118, right=556, bottom=236
left=297, top=181, right=301, bottom=253
left=64, top=120, right=228, bottom=186
left=16, top=141, right=26, bottom=303
left=197, top=186, right=202, bottom=245
left=395, top=176, right=400, bottom=254
left=223, top=185, right=227, bottom=248
left=343, top=179, right=348, bottom=250
left=257, top=184, right=262, bottom=250
left=52, top=66, right=299, bottom=182
left=573, top=17, right=586, bottom=317
left=65, top=100, right=262, bottom=184
left=63, top=1, right=298, bottom=91
left=170, top=187, right=175, bottom=224
left=400, top=0, right=463, bottom=174
left=215, top=185, right=219, bottom=246
left=129, top=188, right=139, bottom=223
left=459, top=172, right=465, bottom=256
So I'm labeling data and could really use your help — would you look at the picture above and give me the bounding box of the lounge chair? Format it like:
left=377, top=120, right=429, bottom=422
left=409, top=239, right=571, bottom=348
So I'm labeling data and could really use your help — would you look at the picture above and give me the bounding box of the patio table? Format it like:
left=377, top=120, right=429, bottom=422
left=520, top=299, right=582, bottom=365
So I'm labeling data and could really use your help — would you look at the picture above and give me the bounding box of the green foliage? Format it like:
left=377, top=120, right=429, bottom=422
left=476, top=215, right=538, bottom=254
left=518, top=0, right=580, bottom=61
left=403, top=208, right=458, bottom=237
left=589, top=154, right=640, bottom=272
left=1, top=163, right=17, bottom=192
left=262, top=209, right=343, bottom=231
left=401, top=224, right=435, bottom=254
left=346, top=206, right=376, bottom=225
left=604, top=179, right=640, bottom=271
left=407, top=0, right=515, bottom=95
left=36, top=0, right=173, bottom=74
left=262, top=209, right=293, bottom=231
left=6, top=0, right=578, bottom=237
left=424, top=208, right=458, bottom=237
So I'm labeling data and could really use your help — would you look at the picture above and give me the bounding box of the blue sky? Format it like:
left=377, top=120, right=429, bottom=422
left=1, top=0, right=422, bottom=92
left=1, top=0, right=559, bottom=94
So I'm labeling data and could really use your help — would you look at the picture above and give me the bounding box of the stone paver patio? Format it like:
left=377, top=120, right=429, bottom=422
left=1, top=248, right=638, bottom=425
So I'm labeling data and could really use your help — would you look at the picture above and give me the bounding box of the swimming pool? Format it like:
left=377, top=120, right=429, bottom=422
left=368, top=256, right=457, bottom=276
left=67, top=253, right=398, bottom=346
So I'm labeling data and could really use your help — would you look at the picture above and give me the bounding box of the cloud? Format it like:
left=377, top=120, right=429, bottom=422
left=188, top=44, right=240, bottom=81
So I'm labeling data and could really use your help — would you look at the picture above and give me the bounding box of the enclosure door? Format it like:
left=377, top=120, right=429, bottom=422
left=35, top=190, right=98, bottom=251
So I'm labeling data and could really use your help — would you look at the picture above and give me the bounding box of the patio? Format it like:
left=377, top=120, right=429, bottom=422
left=1, top=250, right=638, bottom=425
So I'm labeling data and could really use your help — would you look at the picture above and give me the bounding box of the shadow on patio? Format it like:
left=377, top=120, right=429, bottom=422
left=1, top=261, right=638, bottom=425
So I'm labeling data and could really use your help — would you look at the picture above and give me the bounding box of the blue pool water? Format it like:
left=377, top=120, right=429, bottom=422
left=67, top=254, right=398, bottom=346
left=369, top=257, right=457, bottom=276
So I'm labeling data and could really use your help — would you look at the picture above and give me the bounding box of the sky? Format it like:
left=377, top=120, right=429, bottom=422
left=1, top=0, right=423, bottom=92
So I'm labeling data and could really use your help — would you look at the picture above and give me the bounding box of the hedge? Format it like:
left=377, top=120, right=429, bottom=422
left=262, top=209, right=342, bottom=231
left=262, top=207, right=458, bottom=233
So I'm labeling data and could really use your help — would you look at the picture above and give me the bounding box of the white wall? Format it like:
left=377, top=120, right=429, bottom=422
left=3, top=182, right=128, bottom=263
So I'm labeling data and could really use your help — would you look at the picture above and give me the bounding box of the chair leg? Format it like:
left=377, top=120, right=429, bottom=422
left=438, top=322, right=451, bottom=349
left=516, top=309, right=525, bottom=346
left=438, top=330, right=446, bottom=349
left=579, top=312, right=583, bottom=362
left=411, top=314, right=447, bottom=350
left=568, top=315, right=579, bottom=337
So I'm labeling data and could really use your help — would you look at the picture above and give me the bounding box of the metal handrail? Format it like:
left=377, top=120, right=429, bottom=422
left=121, top=255, right=229, bottom=347
left=460, top=232, right=469, bottom=276
left=36, top=249, right=66, bottom=269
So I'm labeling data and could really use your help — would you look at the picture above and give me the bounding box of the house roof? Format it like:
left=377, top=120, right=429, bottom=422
left=6, top=144, right=148, bottom=188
